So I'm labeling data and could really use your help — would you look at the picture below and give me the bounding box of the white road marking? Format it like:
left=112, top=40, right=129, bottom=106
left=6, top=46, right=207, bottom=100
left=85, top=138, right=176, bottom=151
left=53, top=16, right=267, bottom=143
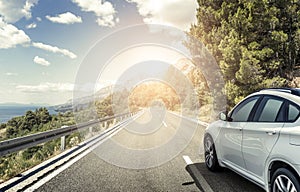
left=183, top=155, right=193, bottom=165
left=183, top=155, right=214, bottom=192
left=24, top=127, right=123, bottom=192
left=162, top=121, right=167, bottom=127
left=168, top=111, right=209, bottom=127
left=21, top=116, right=141, bottom=192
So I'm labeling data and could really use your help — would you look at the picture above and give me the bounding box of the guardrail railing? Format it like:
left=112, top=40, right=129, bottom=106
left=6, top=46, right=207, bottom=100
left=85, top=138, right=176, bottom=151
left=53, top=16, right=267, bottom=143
left=0, top=112, right=136, bottom=157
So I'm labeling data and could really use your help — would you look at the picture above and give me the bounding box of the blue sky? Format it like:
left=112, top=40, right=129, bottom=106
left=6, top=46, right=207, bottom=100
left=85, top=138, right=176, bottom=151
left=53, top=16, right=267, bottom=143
left=0, top=0, right=198, bottom=105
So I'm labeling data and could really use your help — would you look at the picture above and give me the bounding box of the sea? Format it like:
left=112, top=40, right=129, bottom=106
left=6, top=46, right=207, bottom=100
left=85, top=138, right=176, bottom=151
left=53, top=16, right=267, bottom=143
left=0, top=105, right=57, bottom=124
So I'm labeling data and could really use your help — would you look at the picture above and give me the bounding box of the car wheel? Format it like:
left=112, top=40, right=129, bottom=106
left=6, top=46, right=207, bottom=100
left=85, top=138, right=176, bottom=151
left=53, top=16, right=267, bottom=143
left=271, top=168, right=300, bottom=192
left=204, top=135, right=220, bottom=171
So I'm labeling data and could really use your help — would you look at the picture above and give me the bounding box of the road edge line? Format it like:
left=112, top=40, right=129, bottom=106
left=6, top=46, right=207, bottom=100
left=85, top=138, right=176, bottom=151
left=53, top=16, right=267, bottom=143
left=183, top=156, right=214, bottom=192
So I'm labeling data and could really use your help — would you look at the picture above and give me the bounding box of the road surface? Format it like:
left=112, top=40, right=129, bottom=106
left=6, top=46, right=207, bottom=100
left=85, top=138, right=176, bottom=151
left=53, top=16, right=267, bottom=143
left=35, top=108, right=264, bottom=192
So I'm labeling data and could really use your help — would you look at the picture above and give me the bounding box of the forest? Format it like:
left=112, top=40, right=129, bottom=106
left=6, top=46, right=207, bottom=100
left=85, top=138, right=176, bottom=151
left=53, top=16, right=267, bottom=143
left=189, top=0, right=300, bottom=107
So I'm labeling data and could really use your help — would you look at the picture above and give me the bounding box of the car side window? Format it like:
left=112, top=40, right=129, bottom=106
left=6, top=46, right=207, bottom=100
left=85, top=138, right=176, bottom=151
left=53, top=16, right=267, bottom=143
left=257, top=97, right=284, bottom=122
left=230, top=96, right=260, bottom=122
left=288, top=103, right=300, bottom=122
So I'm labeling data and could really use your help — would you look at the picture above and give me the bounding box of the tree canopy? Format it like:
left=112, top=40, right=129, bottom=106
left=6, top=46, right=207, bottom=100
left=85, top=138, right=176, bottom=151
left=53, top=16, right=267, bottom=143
left=190, top=0, right=300, bottom=107
left=128, top=81, right=181, bottom=111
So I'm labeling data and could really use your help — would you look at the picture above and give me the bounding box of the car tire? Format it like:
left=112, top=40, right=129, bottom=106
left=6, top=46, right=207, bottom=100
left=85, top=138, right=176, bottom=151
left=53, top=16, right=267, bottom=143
left=204, top=135, right=220, bottom=171
left=271, top=168, right=300, bottom=192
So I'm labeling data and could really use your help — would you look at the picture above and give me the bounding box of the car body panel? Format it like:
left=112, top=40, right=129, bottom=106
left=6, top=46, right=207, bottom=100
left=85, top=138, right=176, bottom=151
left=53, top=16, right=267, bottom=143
left=218, top=121, right=247, bottom=170
left=204, top=89, right=300, bottom=192
left=268, top=124, right=300, bottom=166
left=242, top=122, right=283, bottom=182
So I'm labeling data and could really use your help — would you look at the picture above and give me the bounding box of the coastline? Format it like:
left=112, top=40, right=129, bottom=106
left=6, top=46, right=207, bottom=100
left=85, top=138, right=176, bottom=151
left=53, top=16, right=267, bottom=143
left=0, top=105, right=57, bottom=123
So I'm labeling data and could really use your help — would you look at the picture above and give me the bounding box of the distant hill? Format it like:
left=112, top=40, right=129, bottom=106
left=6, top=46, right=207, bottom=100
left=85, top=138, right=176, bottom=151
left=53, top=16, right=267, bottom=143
left=0, top=103, right=50, bottom=107
left=53, top=85, right=113, bottom=112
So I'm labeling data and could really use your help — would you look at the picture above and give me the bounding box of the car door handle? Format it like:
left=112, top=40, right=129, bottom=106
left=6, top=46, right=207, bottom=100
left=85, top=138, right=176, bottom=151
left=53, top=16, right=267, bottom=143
left=266, top=131, right=277, bottom=135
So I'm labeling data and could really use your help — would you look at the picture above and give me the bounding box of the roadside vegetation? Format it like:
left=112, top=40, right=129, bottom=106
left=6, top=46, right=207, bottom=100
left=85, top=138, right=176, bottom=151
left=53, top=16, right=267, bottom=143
left=127, top=64, right=210, bottom=120
left=190, top=0, right=300, bottom=108
left=0, top=96, right=116, bottom=182
left=128, top=82, right=181, bottom=111
left=0, top=108, right=82, bottom=182
left=2, top=108, right=74, bottom=140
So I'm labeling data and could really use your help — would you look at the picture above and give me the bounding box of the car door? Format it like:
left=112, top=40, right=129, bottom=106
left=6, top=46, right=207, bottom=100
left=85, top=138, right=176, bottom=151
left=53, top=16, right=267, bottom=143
left=242, top=95, right=285, bottom=181
left=219, top=96, right=260, bottom=170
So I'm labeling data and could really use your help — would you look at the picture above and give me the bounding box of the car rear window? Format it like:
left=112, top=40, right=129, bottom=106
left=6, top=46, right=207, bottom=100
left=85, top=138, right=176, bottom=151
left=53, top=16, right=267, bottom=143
left=288, top=103, right=300, bottom=122
left=257, top=97, right=284, bottom=122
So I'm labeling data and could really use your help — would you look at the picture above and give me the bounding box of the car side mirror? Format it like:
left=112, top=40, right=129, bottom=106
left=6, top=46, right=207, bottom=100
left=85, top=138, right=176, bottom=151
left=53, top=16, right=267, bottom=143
left=219, top=112, right=227, bottom=121
left=219, top=111, right=232, bottom=121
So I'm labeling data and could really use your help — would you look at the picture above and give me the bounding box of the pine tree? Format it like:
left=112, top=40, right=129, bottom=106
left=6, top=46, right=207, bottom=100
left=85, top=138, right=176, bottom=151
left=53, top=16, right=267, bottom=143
left=190, top=0, right=298, bottom=107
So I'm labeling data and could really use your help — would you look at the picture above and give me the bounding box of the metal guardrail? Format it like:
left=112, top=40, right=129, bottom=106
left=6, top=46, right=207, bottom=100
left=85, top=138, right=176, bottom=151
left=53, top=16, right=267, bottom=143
left=0, top=112, right=135, bottom=157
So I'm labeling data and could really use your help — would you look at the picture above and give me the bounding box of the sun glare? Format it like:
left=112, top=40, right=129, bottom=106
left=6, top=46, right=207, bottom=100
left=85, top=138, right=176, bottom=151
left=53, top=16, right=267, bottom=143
left=96, top=44, right=186, bottom=88
left=128, top=80, right=180, bottom=111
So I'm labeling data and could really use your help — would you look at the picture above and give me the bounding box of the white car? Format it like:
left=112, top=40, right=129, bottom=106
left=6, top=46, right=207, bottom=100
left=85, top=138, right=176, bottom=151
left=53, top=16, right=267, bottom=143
left=204, top=88, right=300, bottom=192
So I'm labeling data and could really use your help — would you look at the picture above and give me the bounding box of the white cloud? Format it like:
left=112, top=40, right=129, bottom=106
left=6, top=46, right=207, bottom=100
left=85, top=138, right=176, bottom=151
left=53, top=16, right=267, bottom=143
left=126, top=0, right=198, bottom=31
left=36, top=17, right=42, bottom=21
left=0, top=0, right=38, bottom=23
left=46, top=12, right=82, bottom=24
left=26, top=22, right=37, bottom=29
left=16, top=82, right=74, bottom=93
left=34, top=56, right=50, bottom=66
left=0, top=17, right=31, bottom=49
left=72, top=0, right=118, bottom=27
left=96, top=14, right=119, bottom=27
left=22, top=0, right=38, bottom=19
left=32, top=42, right=77, bottom=59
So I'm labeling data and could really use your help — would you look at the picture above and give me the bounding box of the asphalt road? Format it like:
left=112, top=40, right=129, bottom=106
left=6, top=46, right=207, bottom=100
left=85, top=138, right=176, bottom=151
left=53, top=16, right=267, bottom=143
left=36, top=108, right=264, bottom=192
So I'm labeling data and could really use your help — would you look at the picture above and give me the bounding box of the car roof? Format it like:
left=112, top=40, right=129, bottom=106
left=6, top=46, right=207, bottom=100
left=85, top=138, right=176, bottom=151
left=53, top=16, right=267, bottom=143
left=249, top=88, right=300, bottom=104
left=261, top=88, right=300, bottom=96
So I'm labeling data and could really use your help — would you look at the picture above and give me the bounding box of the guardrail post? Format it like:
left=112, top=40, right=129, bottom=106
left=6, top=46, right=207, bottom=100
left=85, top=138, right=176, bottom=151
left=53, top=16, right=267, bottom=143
left=61, top=136, right=66, bottom=151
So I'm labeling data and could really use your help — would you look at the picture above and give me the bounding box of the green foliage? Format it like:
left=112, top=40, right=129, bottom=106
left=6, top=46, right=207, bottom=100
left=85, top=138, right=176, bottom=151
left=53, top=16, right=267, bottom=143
left=0, top=108, right=80, bottom=181
left=128, top=82, right=181, bottom=111
left=95, top=95, right=114, bottom=118
left=0, top=123, right=6, bottom=129
left=190, top=0, right=298, bottom=108
left=188, top=67, right=211, bottom=105
left=22, top=146, right=42, bottom=160
left=3, top=108, right=74, bottom=139
left=162, top=62, right=211, bottom=114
